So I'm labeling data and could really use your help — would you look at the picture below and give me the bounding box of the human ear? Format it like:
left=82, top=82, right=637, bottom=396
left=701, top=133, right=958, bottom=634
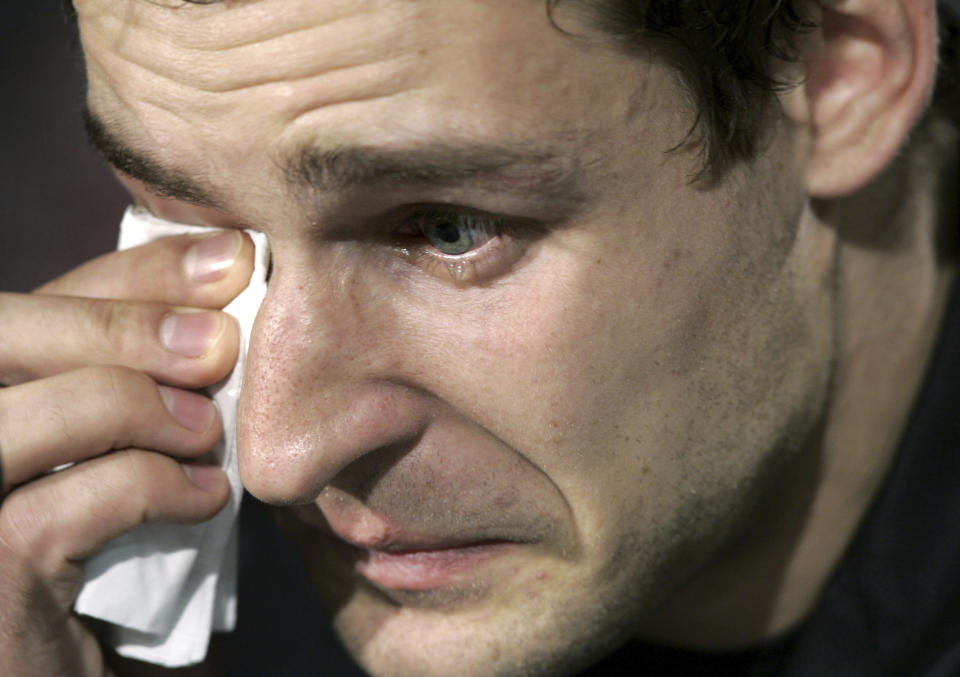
left=791, top=0, right=937, bottom=198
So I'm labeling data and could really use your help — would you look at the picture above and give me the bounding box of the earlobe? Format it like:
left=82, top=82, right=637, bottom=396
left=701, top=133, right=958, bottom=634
left=798, top=0, right=937, bottom=198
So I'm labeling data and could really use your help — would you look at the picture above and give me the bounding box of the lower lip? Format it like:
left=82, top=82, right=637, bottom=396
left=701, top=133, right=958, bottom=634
left=349, top=542, right=512, bottom=591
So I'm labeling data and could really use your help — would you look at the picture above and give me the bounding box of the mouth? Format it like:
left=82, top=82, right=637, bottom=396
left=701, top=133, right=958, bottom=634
left=305, top=505, right=520, bottom=591
left=340, top=540, right=516, bottom=591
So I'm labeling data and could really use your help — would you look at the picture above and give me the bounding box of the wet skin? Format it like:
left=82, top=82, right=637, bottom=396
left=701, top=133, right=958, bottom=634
left=76, top=0, right=837, bottom=675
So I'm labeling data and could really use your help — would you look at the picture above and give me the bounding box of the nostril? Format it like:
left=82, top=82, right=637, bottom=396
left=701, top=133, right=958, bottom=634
left=237, top=381, right=433, bottom=505
left=317, top=487, right=393, bottom=548
left=327, top=433, right=424, bottom=502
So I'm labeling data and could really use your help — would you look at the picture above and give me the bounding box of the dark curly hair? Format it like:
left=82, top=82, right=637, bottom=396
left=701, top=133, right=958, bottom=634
left=552, top=0, right=817, bottom=177
left=63, top=0, right=959, bottom=178
left=554, top=0, right=959, bottom=178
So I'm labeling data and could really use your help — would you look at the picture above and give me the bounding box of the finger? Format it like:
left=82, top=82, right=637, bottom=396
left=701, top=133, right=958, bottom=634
left=36, top=230, right=255, bottom=309
left=0, top=366, right=222, bottom=493
left=0, top=609, right=106, bottom=677
left=0, top=450, right=228, bottom=603
left=0, top=293, right=238, bottom=387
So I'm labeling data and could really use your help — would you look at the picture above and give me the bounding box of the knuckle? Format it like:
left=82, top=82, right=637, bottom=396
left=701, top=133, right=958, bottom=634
left=0, top=450, right=174, bottom=578
left=108, top=449, right=183, bottom=524
left=109, top=450, right=160, bottom=511
left=0, top=490, right=58, bottom=565
left=93, top=301, right=131, bottom=356
left=66, top=450, right=152, bottom=535
left=91, top=364, right=153, bottom=405
left=45, top=398, right=75, bottom=452
left=86, top=300, right=149, bottom=364
left=108, top=448, right=148, bottom=488
left=89, top=366, right=158, bottom=437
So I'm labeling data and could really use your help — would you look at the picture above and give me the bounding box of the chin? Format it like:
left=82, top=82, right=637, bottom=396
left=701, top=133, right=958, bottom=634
left=334, top=597, right=606, bottom=677
left=321, top=555, right=644, bottom=677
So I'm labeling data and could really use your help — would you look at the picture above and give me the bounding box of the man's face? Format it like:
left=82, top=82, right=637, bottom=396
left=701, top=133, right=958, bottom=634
left=78, top=0, right=836, bottom=674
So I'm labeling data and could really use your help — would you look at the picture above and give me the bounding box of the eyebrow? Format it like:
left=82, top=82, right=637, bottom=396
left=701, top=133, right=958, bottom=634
left=83, top=106, right=224, bottom=209
left=288, top=143, right=585, bottom=204
left=84, top=106, right=585, bottom=210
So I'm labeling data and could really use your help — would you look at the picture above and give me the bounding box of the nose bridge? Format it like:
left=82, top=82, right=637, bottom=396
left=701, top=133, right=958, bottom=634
left=257, top=247, right=384, bottom=374
left=237, top=252, right=424, bottom=503
left=286, top=252, right=364, bottom=360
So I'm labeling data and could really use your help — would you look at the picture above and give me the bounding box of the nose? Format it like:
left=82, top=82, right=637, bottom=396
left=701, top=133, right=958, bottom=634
left=236, top=253, right=430, bottom=504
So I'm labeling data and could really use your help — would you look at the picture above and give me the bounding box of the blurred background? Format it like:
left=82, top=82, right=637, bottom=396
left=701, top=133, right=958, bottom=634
left=1, top=2, right=127, bottom=291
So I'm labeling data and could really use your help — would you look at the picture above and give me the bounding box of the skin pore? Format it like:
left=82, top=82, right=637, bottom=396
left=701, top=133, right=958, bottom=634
left=74, top=0, right=953, bottom=675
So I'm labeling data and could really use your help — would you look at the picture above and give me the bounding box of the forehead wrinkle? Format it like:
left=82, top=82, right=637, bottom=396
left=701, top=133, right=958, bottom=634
left=85, top=18, right=419, bottom=149
left=79, top=0, right=425, bottom=95
left=81, top=0, right=405, bottom=49
left=128, top=0, right=370, bottom=51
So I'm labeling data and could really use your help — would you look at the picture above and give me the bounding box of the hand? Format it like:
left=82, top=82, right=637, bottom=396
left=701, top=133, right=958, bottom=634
left=0, top=229, right=254, bottom=676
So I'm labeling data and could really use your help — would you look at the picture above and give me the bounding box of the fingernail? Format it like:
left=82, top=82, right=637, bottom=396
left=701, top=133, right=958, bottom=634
left=158, top=386, right=217, bottom=432
left=160, top=310, right=224, bottom=357
left=182, top=463, right=226, bottom=491
left=184, top=231, right=241, bottom=283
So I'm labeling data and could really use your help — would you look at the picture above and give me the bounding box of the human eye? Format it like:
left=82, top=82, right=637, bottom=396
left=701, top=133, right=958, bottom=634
left=394, top=205, right=535, bottom=284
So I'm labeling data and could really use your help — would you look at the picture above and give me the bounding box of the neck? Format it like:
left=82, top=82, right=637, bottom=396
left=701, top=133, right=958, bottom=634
left=636, top=127, right=958, bottom=650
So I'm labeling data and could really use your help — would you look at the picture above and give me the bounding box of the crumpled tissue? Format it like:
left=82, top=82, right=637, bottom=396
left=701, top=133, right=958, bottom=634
left=73, top=206, right=269, bottom=667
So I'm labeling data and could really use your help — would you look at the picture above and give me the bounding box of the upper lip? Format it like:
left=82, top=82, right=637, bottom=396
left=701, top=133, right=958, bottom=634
left=311, top=504, right=515, bottom=553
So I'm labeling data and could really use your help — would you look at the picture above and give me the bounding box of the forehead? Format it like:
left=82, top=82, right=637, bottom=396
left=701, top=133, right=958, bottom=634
left=78, top=1, right=645, bottom=120
left=75, top=0, right=677, bottom=222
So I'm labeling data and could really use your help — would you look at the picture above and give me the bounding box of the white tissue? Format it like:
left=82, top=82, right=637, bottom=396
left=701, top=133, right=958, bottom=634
left=73, top=206, right=269, bottom=667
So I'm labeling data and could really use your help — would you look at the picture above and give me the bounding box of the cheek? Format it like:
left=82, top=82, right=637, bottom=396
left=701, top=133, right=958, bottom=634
left=403, top=246, right=660, bottom=495
left=428, top=205, right=832, bottom=548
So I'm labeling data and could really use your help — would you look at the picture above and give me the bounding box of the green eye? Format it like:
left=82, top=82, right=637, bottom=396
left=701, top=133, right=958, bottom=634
left=398, top=207, right=535, bottom=283
left=422, top=213, right=478, bottom=255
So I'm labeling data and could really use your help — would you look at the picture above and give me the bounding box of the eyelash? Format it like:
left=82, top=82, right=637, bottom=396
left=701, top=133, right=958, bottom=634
left=393, top=206, right=533, bottom=284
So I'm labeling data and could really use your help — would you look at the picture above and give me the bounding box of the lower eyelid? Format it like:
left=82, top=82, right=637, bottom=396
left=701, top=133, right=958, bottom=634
left=404, top=234, right=527, bottom=284
left=414, top=251, right=481, bottom=283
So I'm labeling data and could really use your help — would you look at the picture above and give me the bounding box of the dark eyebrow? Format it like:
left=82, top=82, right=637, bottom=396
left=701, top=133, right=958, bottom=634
left=84, top=105, right=585, bottom=211
left=288, top=142, right=586, bottom=205
left=82, top=106, right=223, bottom=209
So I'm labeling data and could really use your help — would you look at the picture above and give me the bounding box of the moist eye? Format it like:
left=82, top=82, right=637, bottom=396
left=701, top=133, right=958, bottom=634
left=392, top=205, right=539, bottom=284
left=423, top=214, right=477, bottom=255
left=419, top=210, right=504, bottom=256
